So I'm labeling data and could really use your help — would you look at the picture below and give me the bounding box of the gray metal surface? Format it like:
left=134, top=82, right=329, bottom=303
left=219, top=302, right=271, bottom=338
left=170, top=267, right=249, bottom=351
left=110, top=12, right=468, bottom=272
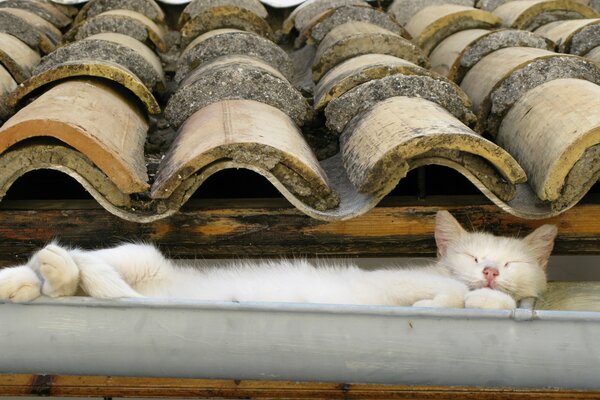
left=1, top=297, right=599, bottom=389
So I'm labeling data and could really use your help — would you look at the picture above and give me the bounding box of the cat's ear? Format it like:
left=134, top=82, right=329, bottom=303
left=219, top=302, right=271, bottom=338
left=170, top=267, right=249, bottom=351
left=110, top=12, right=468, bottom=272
left=435, top=211, right=466, bottom=258
left=523, top=224, right=557, bottom=270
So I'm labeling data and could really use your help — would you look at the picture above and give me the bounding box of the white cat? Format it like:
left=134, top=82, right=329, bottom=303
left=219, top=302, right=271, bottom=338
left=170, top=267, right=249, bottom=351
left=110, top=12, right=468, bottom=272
left=0, top=211, right=556, bottom=309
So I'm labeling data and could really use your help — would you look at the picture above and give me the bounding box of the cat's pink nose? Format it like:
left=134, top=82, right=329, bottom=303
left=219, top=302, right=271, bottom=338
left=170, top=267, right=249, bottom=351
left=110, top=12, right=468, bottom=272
left=483, top=267, right=499, bottom=286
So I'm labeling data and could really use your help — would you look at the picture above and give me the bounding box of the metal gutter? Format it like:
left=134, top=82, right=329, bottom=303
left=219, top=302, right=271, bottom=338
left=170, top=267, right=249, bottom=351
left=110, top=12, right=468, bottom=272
left=1, top=297, right=599, bottom=389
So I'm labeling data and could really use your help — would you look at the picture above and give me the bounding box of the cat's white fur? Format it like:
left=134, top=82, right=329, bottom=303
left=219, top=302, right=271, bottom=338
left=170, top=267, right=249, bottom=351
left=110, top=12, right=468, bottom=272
left=0, top=211, right=557, bottom=309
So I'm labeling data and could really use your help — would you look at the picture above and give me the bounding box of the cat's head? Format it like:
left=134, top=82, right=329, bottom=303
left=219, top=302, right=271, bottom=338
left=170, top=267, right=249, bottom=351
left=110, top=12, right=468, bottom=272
left=435, top=210, right=557, bottom=300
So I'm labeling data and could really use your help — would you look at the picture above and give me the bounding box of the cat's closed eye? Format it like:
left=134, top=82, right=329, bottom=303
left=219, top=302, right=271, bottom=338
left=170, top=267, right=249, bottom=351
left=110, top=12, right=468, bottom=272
left=464, top=253, right=479, bottom=263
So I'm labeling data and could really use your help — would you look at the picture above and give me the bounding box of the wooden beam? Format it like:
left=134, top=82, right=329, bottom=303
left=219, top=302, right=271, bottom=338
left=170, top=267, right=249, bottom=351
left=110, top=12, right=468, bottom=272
left=1, top=374, right=599, bottom=399
left=1, top=195, right=600, bottom=265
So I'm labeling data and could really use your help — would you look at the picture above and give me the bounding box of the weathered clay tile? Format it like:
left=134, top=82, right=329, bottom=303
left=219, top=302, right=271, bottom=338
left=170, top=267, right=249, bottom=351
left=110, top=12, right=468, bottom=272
left=389, top=0, right=475, bottom=26
left=74, top=0, right=165, bottom=25
left=0, top=8, right=62, bottom=54
left=71, top=10, right=169, bottom=53
left=405, top=5, right=502, bottom=55
left=0, top=144, right=134, bottom=212
left=165, top=55, right=313, bottom=129
left=476, top=0, right=509, bottom=11
left=8, top=59, right=161, bottom=115
left=282, top=0, right=366, bottom=34
left=429, top=28, right=554, bottom=82
left=314, top=53, right=438, bottom=111
left=460, top=47, right=600, bottom=135
left=493, top=0, right=599, bottom=31
left=325, top=71, right=476, bottom=133
left=0, top=79, right=149, bottom=194
left=0, top=63, right=16, bottom=120
left=0, top=0, right=72, bottom=28
left=339, top=96, right=525, bottom=201
left=179, top=0, right=273, bottom=46
left=312, top=21, right=429, bottom=82
left=534, top=18, right=600, bottom=55
left=153, top=99, right=340, bottom=212
left=296, top=5, right=410, bottom=48
left=585, top=45, right=600, bottom=61
left=0, top=33, right=42, bottom=83
left=497, top=78, right=600, bottom=217
left=175, top=29, right=294, bottom=85
left=33, top=33, right=166, bottom=92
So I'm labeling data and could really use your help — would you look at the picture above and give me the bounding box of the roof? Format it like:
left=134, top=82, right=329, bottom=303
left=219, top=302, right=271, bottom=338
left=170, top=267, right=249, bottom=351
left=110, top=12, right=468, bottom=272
left=0, top=0, right=600, bottom=222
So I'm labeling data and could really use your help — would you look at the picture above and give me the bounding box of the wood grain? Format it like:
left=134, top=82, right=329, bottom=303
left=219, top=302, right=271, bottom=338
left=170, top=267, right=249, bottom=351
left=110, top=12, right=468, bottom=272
left=1, top=374, right=599, bottom=399
left=0, top=196, right=599, bottom=266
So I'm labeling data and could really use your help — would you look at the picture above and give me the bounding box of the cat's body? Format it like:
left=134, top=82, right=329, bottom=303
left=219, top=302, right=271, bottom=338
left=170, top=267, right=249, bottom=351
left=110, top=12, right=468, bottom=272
left=0, top=211, right=557, bottom=310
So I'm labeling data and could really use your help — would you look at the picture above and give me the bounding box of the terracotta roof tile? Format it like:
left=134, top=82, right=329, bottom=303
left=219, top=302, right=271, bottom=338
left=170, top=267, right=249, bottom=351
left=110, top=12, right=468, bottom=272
left=534, top=18, right=600, bottom=55
left=0, top=32, right=42, bottom=83
left=74, top=0, right=166, bottom=25
left=0, top=8, right=62, bottom=54
left=405, top=5, right=502, bottom=55
left=1, top=0, right=600, bottom=222
left=312, top=21, right=429, bottom=81
left=493, top=0, right=600, bottom=30
left=0, top=0, right=72, bottom=28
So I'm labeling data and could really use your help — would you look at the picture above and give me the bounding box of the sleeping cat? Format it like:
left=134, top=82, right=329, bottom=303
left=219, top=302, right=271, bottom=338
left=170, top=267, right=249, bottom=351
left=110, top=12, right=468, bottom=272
left=0, top=211, right=556, bottom=309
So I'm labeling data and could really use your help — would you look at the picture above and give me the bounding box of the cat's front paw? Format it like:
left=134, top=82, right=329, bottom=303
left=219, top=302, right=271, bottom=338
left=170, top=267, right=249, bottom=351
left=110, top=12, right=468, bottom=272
left=37, top=244, right=79, bottom=297
left=465, top=288, right=516, bottom=310
left=0, top=266, right=42, bottom=302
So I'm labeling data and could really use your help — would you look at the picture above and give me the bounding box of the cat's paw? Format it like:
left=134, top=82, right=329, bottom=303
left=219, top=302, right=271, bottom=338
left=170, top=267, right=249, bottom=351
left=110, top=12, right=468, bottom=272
left=464, top=288, right=516, bottom=310
left=37, top=244, right=79, bottom=297
left=412, top=299, right=436, bottom=307
left=0, top=266, right=42, bottom=302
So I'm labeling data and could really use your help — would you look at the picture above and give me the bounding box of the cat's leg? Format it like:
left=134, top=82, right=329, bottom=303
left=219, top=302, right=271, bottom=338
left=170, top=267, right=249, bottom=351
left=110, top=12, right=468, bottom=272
left=464, top=288, right=516, bottom=310
left=34, top=244, right=80, bottom=297
left=0, top=266, right=42, bottom=302
left=33, top=243, right=143, bottom=299
left=70, top=243, right=174, bottom=298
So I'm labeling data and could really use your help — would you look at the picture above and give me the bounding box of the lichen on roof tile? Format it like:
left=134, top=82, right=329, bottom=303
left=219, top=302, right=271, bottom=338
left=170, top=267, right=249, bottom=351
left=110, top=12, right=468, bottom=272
left=0, top=8, right=61, bottom=54
left=166, top=55, right=312, bottom=129
left=493, top=0, right=600, bottom=31
left=0, top=32, right=42, bottom=83
left=312, top=21, right=429, bottom=81
left=389, top=0, right=475, bottom=26
left=534, top=18, right=600, bottom=55
left=75, top=0, right=165, bottom=25
left=0, top=0, right=72, bottom=28
left=175, top=28, right=294, bottom=84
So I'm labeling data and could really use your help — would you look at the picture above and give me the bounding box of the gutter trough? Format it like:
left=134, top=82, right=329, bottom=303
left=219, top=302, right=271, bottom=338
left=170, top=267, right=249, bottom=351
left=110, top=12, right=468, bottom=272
left=1, top=297, right=599, bottom=390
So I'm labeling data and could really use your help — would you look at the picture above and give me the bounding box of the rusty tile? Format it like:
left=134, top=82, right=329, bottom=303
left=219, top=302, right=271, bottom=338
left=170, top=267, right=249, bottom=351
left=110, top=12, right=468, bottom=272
left=179, top=0, right=273, bottom=46
left=429, top=28, right=554, bottom=83
left=493, top=0, right=599, bottom=31
left=325, top=71, right=476, bottom=133
left=405, top=5, right=501, bottom=56
left=0, top=33, right=41, bottom=83
left=534, top=18, right=600, bottom=55
left=33, top=33, right=165, bottom=92
left=72, top=10, right=168, bottom=53
left=314, top=54, right=435, bottom=111
left=0, top=0, right=71, bottom=28
left=498, top=79, right=600, bottom=216
left=0, top=79, right=149, bottom=194
left=153, top=99, right=340, bottom=212
left=8, top=60, right=161, bottom=115
left=339, top=96, right=525, bottom=201
left=312, top=21, right=429, bottom=82
left=175, top=28, right=294, bottom=85
left=74, top=0, right=166, bottom=25
left=460, top=47, right=600, bottom=135
left=0, top=8, right=62, bottom=54
left=165, top=55, right=312, bottom=129
left=297, top=5, right=410, bottom=48
left=282, top=0, right=366, bottom=34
